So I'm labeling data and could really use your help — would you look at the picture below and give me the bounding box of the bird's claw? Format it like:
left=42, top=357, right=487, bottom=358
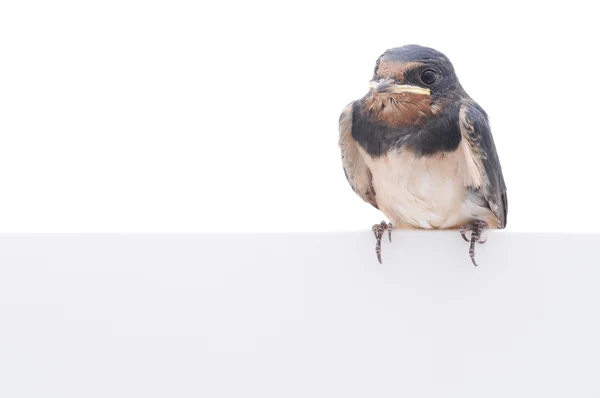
left=371, top=221, right=393, bottom=264
left=459, top=221, right=488, bottom=266
left=459, top=227, right=470, bottom=242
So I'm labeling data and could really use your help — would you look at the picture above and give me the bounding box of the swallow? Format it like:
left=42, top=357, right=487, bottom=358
left=339, top=45, right=507, bottom=266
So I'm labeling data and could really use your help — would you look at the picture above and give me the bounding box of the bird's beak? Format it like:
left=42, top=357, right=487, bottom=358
left=369, top=79, right=430, bottom=96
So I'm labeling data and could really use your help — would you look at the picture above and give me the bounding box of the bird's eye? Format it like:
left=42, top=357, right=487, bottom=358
left=420, top=69, right=438, bottom=85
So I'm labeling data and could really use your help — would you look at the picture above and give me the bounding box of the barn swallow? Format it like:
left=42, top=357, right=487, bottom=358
left=339, top=45, right=507, bottom=266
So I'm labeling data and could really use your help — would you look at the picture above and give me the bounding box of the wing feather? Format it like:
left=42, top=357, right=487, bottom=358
left=338, top=103, right=378, bottom=209
left=459, top=102, right=508, bottom=228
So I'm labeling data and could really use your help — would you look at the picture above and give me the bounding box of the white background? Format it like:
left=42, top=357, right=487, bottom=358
left=1, top=0, right=598, bottom=233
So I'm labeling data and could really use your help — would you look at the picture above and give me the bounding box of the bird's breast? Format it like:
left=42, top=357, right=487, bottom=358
left=360, top=146, right=494, bottom=229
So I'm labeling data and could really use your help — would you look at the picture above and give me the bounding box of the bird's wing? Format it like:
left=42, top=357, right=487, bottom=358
left=338, top=102, right=378, bottom=209
left=459, top=102, right=508, bottom=228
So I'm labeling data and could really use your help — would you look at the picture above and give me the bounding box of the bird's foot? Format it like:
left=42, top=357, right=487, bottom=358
left=371, top=221, right=393, bottom=264
left=459, top=221, right=488, bottom=266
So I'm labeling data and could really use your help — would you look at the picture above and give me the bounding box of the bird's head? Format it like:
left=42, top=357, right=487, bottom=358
left=369, top=45, right=463, bottom=101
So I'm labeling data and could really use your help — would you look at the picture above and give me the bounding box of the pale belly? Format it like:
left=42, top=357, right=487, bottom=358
left=364, top=149, right=498, bottom=229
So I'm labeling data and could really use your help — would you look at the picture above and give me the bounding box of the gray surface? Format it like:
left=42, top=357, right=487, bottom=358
left=1, top=232, right=598, bottom=397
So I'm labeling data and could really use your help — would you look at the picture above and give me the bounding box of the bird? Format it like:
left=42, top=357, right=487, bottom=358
left=338, top=45, right=507, bottom=266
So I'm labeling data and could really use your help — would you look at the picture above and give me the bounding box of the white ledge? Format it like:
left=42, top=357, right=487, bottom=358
left=1, top=232, right=599, bottom=397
